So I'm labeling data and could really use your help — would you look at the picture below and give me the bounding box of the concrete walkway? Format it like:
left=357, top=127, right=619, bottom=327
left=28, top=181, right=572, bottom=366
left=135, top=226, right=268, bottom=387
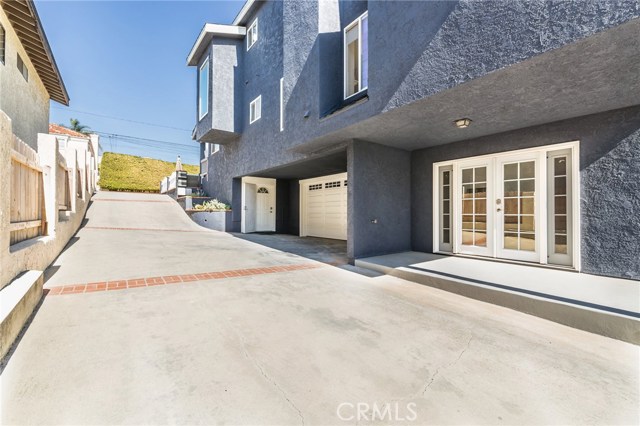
left=1, top=192, right=638, bottom=425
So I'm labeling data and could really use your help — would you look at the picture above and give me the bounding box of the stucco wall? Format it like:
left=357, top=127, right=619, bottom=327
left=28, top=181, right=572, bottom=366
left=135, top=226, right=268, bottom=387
left=200, top=0, right=639, bottom=201
left=411, top=106, right=640, bottom=280
left=0, top=7, right=50, bottom=149
left=195, top=1, right=639, bottom=278
left=0, top=113, right=94, bottom=290
left=348, top=140, right=411, bottom=260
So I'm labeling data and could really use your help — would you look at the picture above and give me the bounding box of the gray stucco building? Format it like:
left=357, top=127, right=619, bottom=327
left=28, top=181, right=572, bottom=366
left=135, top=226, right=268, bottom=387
left=187, top=0, right=640, bottom=280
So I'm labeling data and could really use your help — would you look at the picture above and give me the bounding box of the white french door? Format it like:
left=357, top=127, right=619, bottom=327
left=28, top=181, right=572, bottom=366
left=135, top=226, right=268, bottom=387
left=495, top=153, right=543, bottom=262
left=456, top=160, right=494, bottom=257
left=435, top=142, right=579, bottom=268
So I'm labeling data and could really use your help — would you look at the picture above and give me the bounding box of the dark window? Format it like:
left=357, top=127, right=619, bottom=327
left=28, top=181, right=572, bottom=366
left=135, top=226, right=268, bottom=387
left=0, top=24, right=5, bottom=64
left=17, top=53, right=28, bottom=81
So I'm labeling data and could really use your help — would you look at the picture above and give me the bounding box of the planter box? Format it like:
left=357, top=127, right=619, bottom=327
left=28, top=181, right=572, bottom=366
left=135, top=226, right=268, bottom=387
left=187, top=210, right=232, bottom=232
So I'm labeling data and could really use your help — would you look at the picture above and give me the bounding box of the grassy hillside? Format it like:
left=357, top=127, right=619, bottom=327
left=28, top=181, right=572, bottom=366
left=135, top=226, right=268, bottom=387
left=99, top=152, right=199, bottom=192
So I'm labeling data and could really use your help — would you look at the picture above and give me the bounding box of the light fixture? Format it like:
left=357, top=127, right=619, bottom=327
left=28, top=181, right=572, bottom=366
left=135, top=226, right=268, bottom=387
left=454, top=118, right=472, bottom=128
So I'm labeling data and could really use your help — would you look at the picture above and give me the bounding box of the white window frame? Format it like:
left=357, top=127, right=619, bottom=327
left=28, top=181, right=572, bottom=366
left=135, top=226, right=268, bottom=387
left=198, top=58, right=209, bottom=120
left=249, top=95, right=261, bottom=124
left=343, top=11, right=368, bottom=100
left=279, top=78, right=284, bottom=132
left=247, top=18, right=258, bottom=51
left=432, top=141, right=581, bottom=270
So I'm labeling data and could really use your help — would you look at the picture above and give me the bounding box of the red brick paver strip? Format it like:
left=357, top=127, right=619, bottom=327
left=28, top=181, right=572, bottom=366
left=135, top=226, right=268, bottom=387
left=83, top=226, right=206, bottom=233
left=92, top=199, right=173, bottom=203
left=47, top=263, right=320, bottom=296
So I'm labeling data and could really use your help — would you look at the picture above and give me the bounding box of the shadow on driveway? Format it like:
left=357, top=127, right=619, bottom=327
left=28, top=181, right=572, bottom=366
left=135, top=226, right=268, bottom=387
left=229, top=233, right=348, bottom=266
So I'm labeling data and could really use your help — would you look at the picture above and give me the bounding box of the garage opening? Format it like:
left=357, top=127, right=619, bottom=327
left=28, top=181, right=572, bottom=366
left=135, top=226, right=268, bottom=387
left=299, top=172, right=347, bottom=240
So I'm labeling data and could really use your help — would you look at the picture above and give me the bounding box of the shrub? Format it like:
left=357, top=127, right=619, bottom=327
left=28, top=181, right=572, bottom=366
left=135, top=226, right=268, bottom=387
left=194, top=199, right=231, bottom=211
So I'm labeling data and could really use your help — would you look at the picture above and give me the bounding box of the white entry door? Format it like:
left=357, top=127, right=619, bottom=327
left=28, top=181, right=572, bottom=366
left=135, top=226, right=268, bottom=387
left=242, top=177, right=276, bottom=233
left=456, top=155, right=542, bottom=262
left=300, top=173, right=347, bottom=240
left=255, top=186, right=274, bottom=231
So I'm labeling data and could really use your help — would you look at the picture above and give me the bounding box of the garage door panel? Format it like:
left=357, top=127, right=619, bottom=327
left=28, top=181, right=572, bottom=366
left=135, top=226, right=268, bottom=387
left=302, top=173, right=347, bottom=241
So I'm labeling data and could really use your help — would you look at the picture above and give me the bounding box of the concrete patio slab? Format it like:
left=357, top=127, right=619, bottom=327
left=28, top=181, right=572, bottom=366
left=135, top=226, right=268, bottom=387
left=356, top=252, right=640, bottom=343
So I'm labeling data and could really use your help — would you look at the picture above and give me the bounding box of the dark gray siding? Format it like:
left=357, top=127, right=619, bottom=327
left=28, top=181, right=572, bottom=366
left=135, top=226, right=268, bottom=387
left=348, top=140, right=411, bottom=260
left=201, top=1, right=639, bottom=201
left=410, top=106, right=640, bottom=280
left=193, top=0, right=640, bottom=279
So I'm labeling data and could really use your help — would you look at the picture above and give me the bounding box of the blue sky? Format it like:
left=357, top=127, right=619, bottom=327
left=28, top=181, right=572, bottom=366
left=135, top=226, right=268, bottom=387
left=37, top=0, right=244, bottom=165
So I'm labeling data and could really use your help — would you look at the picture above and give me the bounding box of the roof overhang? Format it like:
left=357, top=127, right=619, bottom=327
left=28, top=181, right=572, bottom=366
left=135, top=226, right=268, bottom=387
left=232, top=0, right=261, bottom=26
left=186, top=23, right=246, bottom=66
left=1, top=0, right=69, bottom=105
left=292, top=17, right=640, bottom=154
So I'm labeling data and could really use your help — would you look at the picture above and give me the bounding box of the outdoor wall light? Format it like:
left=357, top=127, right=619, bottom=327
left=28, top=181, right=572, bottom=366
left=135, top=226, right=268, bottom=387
left=454, top=118, right=472, bottom=128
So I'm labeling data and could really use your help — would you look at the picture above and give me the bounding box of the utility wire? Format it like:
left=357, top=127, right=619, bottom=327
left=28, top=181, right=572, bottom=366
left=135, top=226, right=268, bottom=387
left=52, top=106, right=192, bottom=132
left=93, top=131, right=197, bottom=149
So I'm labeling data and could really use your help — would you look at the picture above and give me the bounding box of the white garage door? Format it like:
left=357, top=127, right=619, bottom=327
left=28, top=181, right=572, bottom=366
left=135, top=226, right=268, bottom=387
left=300, top=173, right=347, bottom=240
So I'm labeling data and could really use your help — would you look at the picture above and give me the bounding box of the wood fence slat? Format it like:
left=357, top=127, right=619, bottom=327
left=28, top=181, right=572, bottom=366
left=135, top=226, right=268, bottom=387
left=9, top=220, right=42, bottom=232
left=9, top=141, right=47, bottom=245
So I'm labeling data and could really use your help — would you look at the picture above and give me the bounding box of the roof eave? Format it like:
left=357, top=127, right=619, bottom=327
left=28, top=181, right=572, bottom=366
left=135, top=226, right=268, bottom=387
left=232, top=0, right=258, bottom=26
left=27, top=0, right=69, bottom=105
left=186, top=23, right=246, bottom=66
left=2, top=0, right=69, bottom=105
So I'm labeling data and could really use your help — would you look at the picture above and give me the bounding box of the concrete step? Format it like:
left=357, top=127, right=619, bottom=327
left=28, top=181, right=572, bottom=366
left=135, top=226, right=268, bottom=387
left=356, top=253, right=640, bottom=345
left=1, top=271, right=44, bottom=359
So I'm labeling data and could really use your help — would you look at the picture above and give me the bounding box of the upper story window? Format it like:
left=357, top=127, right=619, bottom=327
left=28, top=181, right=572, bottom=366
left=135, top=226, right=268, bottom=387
left=17, top=53, right=28, bottom=81
left=249, top=95, right=261, bottom=124
left=198, top=58, right=209, bottom=120
left=204, top=143, right=220, bottom=158
left=247, top=18, right=258, bottom=51
left=344, top=11, right=368, bottom=99
left=0, top=24, right=5, bottom=64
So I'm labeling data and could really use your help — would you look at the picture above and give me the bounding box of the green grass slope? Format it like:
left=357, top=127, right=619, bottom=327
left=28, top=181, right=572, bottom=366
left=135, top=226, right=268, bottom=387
left=98, top=152, right=199, bottom=192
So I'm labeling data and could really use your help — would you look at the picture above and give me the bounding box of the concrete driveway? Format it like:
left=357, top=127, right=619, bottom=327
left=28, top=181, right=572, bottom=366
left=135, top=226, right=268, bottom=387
left=1, top=191, right=638, bottom=425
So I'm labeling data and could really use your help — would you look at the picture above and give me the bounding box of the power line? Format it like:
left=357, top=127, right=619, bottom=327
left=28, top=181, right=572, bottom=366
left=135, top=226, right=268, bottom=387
left=93, top=131, right=197, bottom=149
left=94, top=131, right=199, bottom=157
left=51, top=106, right=192, bottom=132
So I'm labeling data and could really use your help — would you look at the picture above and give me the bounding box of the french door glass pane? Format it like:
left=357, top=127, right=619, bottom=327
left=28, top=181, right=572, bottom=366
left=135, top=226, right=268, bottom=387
left=503, top=161, right=535, bottom=251
left=553, top=156, right=568, bottom=254
left=460, top=166, right=487, bottom=247
left=441, top=170, right=451, bottom=245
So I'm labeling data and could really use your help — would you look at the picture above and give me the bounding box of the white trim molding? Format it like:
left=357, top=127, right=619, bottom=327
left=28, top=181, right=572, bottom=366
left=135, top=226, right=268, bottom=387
left=279, top=78, right=284, bottom=132
left=198, top=58, right=210, bottom=120
left=186, top=24, right=246, bottom=66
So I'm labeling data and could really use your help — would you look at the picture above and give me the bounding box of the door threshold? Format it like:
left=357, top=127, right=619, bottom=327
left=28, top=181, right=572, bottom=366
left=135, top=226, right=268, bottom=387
left=433, top=251, right=577, bottom=272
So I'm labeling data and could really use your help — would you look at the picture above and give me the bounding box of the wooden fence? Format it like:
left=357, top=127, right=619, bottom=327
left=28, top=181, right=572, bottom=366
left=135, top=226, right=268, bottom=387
left=9, top=136, right=46, bottom=245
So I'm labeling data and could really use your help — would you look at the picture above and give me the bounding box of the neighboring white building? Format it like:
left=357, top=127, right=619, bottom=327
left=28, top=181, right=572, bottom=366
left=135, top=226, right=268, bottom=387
left=49, top=124, right=102, bottom=191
